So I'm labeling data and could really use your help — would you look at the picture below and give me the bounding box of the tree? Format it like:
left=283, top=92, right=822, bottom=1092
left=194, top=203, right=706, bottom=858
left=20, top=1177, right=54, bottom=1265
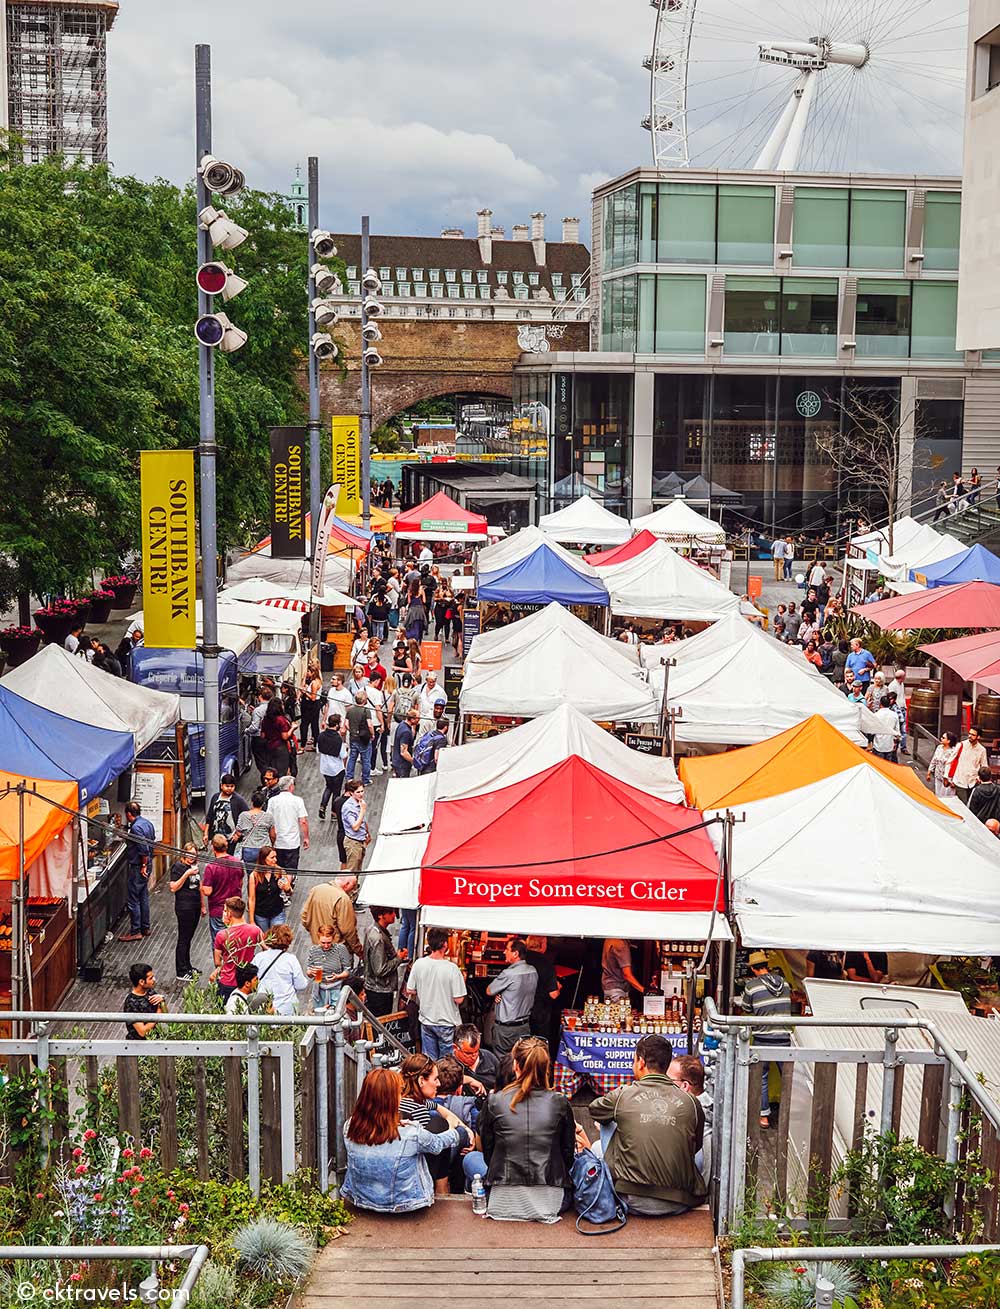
left=0, top=146, right=314, bottom=618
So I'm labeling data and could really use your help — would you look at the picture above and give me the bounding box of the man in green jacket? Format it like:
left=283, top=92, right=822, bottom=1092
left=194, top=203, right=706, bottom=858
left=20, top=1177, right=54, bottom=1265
left=586, top=1033, right=706, bottom=1216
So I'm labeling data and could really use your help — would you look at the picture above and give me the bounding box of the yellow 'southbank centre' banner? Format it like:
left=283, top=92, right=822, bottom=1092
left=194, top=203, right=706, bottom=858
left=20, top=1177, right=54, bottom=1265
left=140, top=450, right=196, bottom=649
left=332, top=416, right=361, bottom=516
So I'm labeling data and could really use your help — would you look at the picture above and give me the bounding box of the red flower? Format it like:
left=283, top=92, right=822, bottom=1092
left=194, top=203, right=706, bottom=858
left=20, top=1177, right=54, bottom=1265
left=121, top=1148, right=134, bottom=1159
left=35, top=1193, right=44, bottom=1200
left=70, top=1273, right=82, bottom=1282
left=83, top=1129, right=97, bottom=1141
left=72, top=1148, right=84, bottom=1159
left=130, top=1187, right=140, bottom=1197
left=135, top=1174, right=145, bottom=1184
left=139, top=1148, right=153, bottom=1159
left=166, top=1190, right=176, bottom=1201
left=178, top=1203, right=189, bottom=1214
left=94, top=1193, right=103, bottom=1202
left=74, top=1163, right=88, bottom=1176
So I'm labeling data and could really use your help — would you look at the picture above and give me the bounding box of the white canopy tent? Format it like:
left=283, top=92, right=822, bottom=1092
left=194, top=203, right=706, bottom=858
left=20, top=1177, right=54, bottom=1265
left=461, top=607, right=660, bottom=723
left=474, top=525, right=598, bottom=578
left=221, top=577, right=356, bottom=610
left=876, top=525, right=965, bottom=582
left=3, top=644, right=180, bottom=752
left=129, top=600, right=303, bottom=637
left=723, top=765, right=1000, bottom=952
left=630, top=500, right=726, bottom=544
left=646, top=613, right=868, bottom=745
left=377, top=702, right=685, bottom=834
left=539, top=495, right=632, bottom=546
left=850, top=515, right=926, bottom=556
left=225, top=545, right=352, bottom=594
left=125, top=612, right=259, bottom=658
left=467, top=601, right=640, bottom=670
left=603, top=539, right=741, bottom=622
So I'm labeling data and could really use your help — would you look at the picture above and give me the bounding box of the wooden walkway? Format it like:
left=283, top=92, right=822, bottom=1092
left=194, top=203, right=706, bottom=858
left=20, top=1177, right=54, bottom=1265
left=300, top=1202, right=721, bottom=1309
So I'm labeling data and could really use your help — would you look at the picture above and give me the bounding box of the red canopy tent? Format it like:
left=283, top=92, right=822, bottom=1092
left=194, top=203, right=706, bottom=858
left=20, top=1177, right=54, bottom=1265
left=585, top=529, right=658, bottom=567
left=419, top=755, right=721, bottom=913
left=851, top=581, right=1000, bottom=631
left=919, top=631, right=1000, bottom=696
left=394, top=491, right=488, bottom=538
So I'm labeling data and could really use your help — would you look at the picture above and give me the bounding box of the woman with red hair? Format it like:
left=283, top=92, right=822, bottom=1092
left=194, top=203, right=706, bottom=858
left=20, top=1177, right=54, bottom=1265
left=343, top=1067, right=471, bottom=1213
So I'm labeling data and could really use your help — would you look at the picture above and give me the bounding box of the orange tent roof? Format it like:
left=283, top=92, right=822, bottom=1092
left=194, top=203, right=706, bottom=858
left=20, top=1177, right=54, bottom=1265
left=678, top=715, right=956, bottom=818
left=0, top=772, right=78, bottom=881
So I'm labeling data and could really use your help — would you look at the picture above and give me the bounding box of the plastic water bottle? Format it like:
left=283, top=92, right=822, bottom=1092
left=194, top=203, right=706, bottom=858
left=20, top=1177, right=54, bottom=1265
left=471, top=1173, right=487, bottom=1215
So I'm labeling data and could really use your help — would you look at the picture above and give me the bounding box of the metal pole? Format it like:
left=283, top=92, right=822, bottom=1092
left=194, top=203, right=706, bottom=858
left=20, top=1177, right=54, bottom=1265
left=316, top=1023, right=330, bottom=1194
left=944, top=1063, right=964, bottom=1221
left=879, top=1027, right=898, bottom=1136
left=360, top=215, right=372, bottom=532
left=35, top=1020, right=50, bottom=1160
left=334, top=1022, right=348, bottom=1179
left=195, top=43, right=221, bottom=799
left=12, top=784, right=25, bottom=1033
left=729, top=1025, right=752, bottom=1227
left=247, top=1024, right=261, bottom=1198
left=307, top=157, right=321, bottom=559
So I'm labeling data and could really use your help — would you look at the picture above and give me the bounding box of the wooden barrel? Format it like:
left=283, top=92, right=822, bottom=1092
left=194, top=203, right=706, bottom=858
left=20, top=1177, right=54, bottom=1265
left=909, top=684, right=941, bottom=732
left=976, top=693, right=1000, bottom=736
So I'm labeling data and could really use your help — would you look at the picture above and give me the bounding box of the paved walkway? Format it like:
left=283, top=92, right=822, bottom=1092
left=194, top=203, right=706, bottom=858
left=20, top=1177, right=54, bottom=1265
left=301, top=1202, right=720, bottom=1309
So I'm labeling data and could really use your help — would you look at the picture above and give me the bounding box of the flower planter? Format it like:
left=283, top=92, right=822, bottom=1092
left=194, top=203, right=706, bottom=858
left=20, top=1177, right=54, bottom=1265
left=89, top=594, right=115, bottom=623
left=0, top=631, right=42, bottom=667
left=34, top=612, right=76, bottom=645
left=71, top=601, right=91, bottom=627
left=108, top=582, right=138, bottom=610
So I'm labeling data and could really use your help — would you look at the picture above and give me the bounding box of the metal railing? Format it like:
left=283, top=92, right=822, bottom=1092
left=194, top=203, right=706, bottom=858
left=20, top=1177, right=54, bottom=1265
left=0, top=990, right=408, bottom=1199
left=0, top=1244, right=209, bottom=1303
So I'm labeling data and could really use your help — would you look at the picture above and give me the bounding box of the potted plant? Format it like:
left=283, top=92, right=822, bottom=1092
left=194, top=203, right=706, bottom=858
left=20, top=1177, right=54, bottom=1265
left=69, top=595, right=92, bottom=626
left=102, top=575, right=139, bottom=609
left=34, top=599, right=81, bottom=645
left=0, top=625, right=42, bottom=668
left=88, top=590, right=116, bottom=623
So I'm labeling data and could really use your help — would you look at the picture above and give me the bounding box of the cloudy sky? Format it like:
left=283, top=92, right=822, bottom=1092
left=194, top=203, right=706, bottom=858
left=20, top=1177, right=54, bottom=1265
left=107, top=0, right=968, bottom=242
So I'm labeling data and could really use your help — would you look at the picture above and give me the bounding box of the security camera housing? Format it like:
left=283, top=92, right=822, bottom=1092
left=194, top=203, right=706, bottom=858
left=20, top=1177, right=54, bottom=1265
left=312, top=230, right=338, bottom=259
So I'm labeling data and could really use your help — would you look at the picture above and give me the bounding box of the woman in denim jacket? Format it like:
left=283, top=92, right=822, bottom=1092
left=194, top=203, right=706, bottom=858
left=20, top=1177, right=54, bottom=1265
left=343, top=1067, right=471, bottom=1213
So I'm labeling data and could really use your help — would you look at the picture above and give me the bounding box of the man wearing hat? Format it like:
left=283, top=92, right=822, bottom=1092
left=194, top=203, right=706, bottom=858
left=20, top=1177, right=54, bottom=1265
left=741, top=951, right=792, bottom=1128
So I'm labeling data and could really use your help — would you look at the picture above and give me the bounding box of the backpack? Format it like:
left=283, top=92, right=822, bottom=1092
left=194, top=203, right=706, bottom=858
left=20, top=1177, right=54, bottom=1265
left=570, top=1147, right=627, bottom=1234
left=412, top=730, right=439, bottom=772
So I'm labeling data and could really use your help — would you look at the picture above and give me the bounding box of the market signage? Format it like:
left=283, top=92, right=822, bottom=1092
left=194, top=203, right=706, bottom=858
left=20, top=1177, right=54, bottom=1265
left=139, top=450, right=196, bottom=649
left=421, top=518, right=468, bottom=532
left=556, top=1028, right=693, bottom=1079
left=311, top=484, right=341, bottom=601
left=269, top=427, right=306, bottom=558
left=419, top=869, right=719, bottom=912
left=332, top=416, right=361, bottom=517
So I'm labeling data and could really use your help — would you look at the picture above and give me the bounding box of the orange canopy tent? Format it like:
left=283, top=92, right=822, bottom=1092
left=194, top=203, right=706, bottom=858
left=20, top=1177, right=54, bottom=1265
left=0, top=772, right=78, bottom=881
left=678, top=714, right=956, bottom=819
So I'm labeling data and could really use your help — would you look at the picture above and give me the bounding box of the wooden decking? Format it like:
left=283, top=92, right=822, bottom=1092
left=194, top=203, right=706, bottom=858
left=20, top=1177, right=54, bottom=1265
left=301, top=1201, right=721, bottom=1309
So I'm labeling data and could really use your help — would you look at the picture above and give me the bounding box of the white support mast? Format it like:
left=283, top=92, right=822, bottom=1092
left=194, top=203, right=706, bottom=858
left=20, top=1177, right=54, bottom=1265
left=753, top=37, right=869, bottom=171
left=642, top=0, right=700, bottom=168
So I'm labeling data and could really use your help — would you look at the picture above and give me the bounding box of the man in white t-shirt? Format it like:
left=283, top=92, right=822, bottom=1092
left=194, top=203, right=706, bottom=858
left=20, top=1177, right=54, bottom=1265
left=404, top=927, right=467, bottom=1061
left=417, top=672, right=448, bottom=737
left=324, top=672, right=353, bottom=728
left=266, top=777, right=309, bottom=870
left=808, top=559, right=826, bottom=589
left=418, top=544, right=434, bottom=566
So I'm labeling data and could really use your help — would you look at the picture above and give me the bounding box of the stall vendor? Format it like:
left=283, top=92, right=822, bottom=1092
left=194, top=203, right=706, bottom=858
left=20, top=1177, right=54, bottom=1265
left=485, top=937, right=538, bottom=1058
left=602, top=938, right=644, bottom=1002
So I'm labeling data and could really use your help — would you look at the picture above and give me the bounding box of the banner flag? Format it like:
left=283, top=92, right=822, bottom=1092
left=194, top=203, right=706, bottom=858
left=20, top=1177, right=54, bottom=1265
left=140, top=450, right=197, bottom=649
left=269, top=427, right=307, bottom=558
left=311, top=484, right=341, bottom=601
left=331, top=416, right=361, bottom=516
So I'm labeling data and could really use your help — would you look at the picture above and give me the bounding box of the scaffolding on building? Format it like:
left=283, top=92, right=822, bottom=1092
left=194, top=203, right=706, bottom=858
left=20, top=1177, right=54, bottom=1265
left=4, top=0, right=118, bottom=164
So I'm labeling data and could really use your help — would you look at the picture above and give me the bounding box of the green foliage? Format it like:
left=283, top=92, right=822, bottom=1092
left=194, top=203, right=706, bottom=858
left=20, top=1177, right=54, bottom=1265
left=187, top=1262, right=238, bottom=1309
left=760, top=1260, right=862, bottom=1309
left=372, top=423, right=404, bottom=453
left=233, top=1218, right=315, bottom=1281
left=0, top=154, right=318, bottom=605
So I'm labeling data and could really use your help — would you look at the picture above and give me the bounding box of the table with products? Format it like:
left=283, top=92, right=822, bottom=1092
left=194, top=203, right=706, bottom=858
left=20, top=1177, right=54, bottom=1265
left=554, top=1022, right=700, bottom=1095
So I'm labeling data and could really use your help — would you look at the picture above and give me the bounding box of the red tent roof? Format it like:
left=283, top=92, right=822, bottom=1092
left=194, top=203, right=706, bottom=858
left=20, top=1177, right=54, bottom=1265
left=419, top=755, right=721, bottom=912
left=919, top=630, right=1000, bottom=696
left=394, top=491, right=488, bottom=536
left=585, top=529, right=659, bottom=567
left=851, top=580, right=1000, bottom=631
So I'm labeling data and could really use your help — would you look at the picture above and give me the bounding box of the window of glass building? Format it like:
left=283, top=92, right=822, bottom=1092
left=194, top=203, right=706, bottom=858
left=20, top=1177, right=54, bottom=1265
left=718, top=185, right=775, bottom=265
left=793, top=188, right=849, bottom=267
left=564, top=374, right=633, bottom=512
left=923, top=192, right=961, bottom=271
left=603, top=184, right=638, bottom=271
left=780, top=278, right=838, bottom=357
left=637, top=274, right=707, bottom=353
left=653, top=375, right=708, bottom=488
left=911, top=281, right=961, bottom=359
left=601, top=276, right=637, bottom=352
left=724, top=277, right=781, bottom=355
left=855, top=280, right=911, bottom=357
left=849, top=190, right=906, bottom=268
left=657, top=181, right=717, bottom=264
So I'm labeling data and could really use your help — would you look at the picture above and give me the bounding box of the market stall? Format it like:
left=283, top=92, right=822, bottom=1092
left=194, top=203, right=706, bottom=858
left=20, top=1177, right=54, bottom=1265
left=630, top=500, right=726, bottom=553
left=601, top=538, right=741, bottom=626
left=477, top=539, right=610, bottom=612
left=394, top=491, right=488, bottom=542
left=539, top=494, right=632, bottom=546
left=911, top=542, right=1000, bottom=588
left=643, top=613, right=873, bottom=747
left=584, top=529, right=659, bottom=568
left=225, top=542, right=353, bottom=595
left=852, top=580, right=1000, bottom=630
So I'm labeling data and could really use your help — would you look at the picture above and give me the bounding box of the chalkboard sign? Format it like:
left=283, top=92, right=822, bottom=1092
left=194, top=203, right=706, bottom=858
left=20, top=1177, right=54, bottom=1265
left=625, top=733, right=666, bottom=756
left=462, top=599, right=481, bottom=659
left=444, top=666, right=463, bottom=711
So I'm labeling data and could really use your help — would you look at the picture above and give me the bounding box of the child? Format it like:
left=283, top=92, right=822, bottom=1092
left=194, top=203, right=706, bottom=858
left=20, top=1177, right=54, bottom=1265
left=305, top=923, right=353, bottom=1010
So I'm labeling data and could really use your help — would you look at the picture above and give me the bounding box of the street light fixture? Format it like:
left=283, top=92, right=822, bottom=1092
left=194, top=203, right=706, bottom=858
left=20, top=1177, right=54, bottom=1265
left=311, top=299, right=340, bottom=327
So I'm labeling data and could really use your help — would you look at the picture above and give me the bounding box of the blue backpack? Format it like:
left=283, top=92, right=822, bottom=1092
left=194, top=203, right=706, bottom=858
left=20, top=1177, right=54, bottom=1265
left=570, top=1147, right=627, bottom=1234
left=412, top=730, right=439, bottom=772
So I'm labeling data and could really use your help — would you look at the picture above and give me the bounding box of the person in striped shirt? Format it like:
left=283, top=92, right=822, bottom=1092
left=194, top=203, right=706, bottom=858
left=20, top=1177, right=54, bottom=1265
left=741, top=951, right=792, bottom=1128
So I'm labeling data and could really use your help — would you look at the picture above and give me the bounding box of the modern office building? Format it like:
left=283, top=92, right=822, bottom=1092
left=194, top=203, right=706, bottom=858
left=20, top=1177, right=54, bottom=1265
left=958, top=0, right=1000, bottom=352
left=515, top=166, right=1000, bottom=532
left=1, top=0, right=118, bottom=164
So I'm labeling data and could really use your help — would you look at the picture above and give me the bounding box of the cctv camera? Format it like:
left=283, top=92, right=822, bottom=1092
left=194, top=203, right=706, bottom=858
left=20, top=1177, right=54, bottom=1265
left=312, top=264, right=339, bottom=296
left=312, top=299, right=340, bottom=327
left=361, top=322, right=383, bottom=343
left=363, top=297, right=384, bottom=318
left=311, top=332, right=339, bottom=361
left=199, top=154, right=246, bottom=197
left=312, top=229, right=338, bottom=259
left=363, top=346, right=383, bottom=367
left=361, top=267, right=382, bottom=293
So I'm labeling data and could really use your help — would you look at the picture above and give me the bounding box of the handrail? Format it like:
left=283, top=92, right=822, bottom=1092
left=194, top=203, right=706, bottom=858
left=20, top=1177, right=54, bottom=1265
left=703, top=997, right=1000, bottom=1135
left=0, top=1245, right=210, bottom=1297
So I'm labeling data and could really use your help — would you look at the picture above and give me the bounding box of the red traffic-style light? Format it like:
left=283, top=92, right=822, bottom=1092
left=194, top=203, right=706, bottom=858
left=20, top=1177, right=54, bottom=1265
left=197, top=262, right=229, bottom=295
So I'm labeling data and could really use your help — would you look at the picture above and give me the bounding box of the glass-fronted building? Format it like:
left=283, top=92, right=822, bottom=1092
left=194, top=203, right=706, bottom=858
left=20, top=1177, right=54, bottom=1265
left=515, top=167, right=1000, bottom=534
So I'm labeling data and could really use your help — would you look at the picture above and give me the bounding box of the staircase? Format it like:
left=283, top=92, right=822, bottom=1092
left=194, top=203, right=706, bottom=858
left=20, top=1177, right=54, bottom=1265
left=940, top=498, right=1000, bottom=550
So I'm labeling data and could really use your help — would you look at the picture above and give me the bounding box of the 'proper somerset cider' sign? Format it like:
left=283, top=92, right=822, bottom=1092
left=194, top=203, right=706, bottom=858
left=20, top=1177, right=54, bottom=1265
left=270, top=427, right=307, bottom=558
left=419, top=870, right=716, bottom=913
left=140, top=450, right=196, bottom=649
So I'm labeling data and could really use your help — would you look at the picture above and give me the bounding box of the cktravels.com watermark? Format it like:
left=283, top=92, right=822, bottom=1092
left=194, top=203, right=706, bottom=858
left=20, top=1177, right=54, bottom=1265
left=16, top=1286, right=190, bottom=1303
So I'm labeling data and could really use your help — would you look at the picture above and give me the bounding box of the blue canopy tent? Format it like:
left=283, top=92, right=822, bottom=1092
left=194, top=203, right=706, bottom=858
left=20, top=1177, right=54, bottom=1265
left=478, top=543, right=610, bottom=607
left=0, top=687, right=135, bottom=803
left=911, top=542, right=1000, bottom=589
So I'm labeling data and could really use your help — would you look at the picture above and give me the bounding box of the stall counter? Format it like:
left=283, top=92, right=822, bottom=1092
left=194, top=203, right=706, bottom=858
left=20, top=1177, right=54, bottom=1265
left=77, top=844, right=129, bottom=969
